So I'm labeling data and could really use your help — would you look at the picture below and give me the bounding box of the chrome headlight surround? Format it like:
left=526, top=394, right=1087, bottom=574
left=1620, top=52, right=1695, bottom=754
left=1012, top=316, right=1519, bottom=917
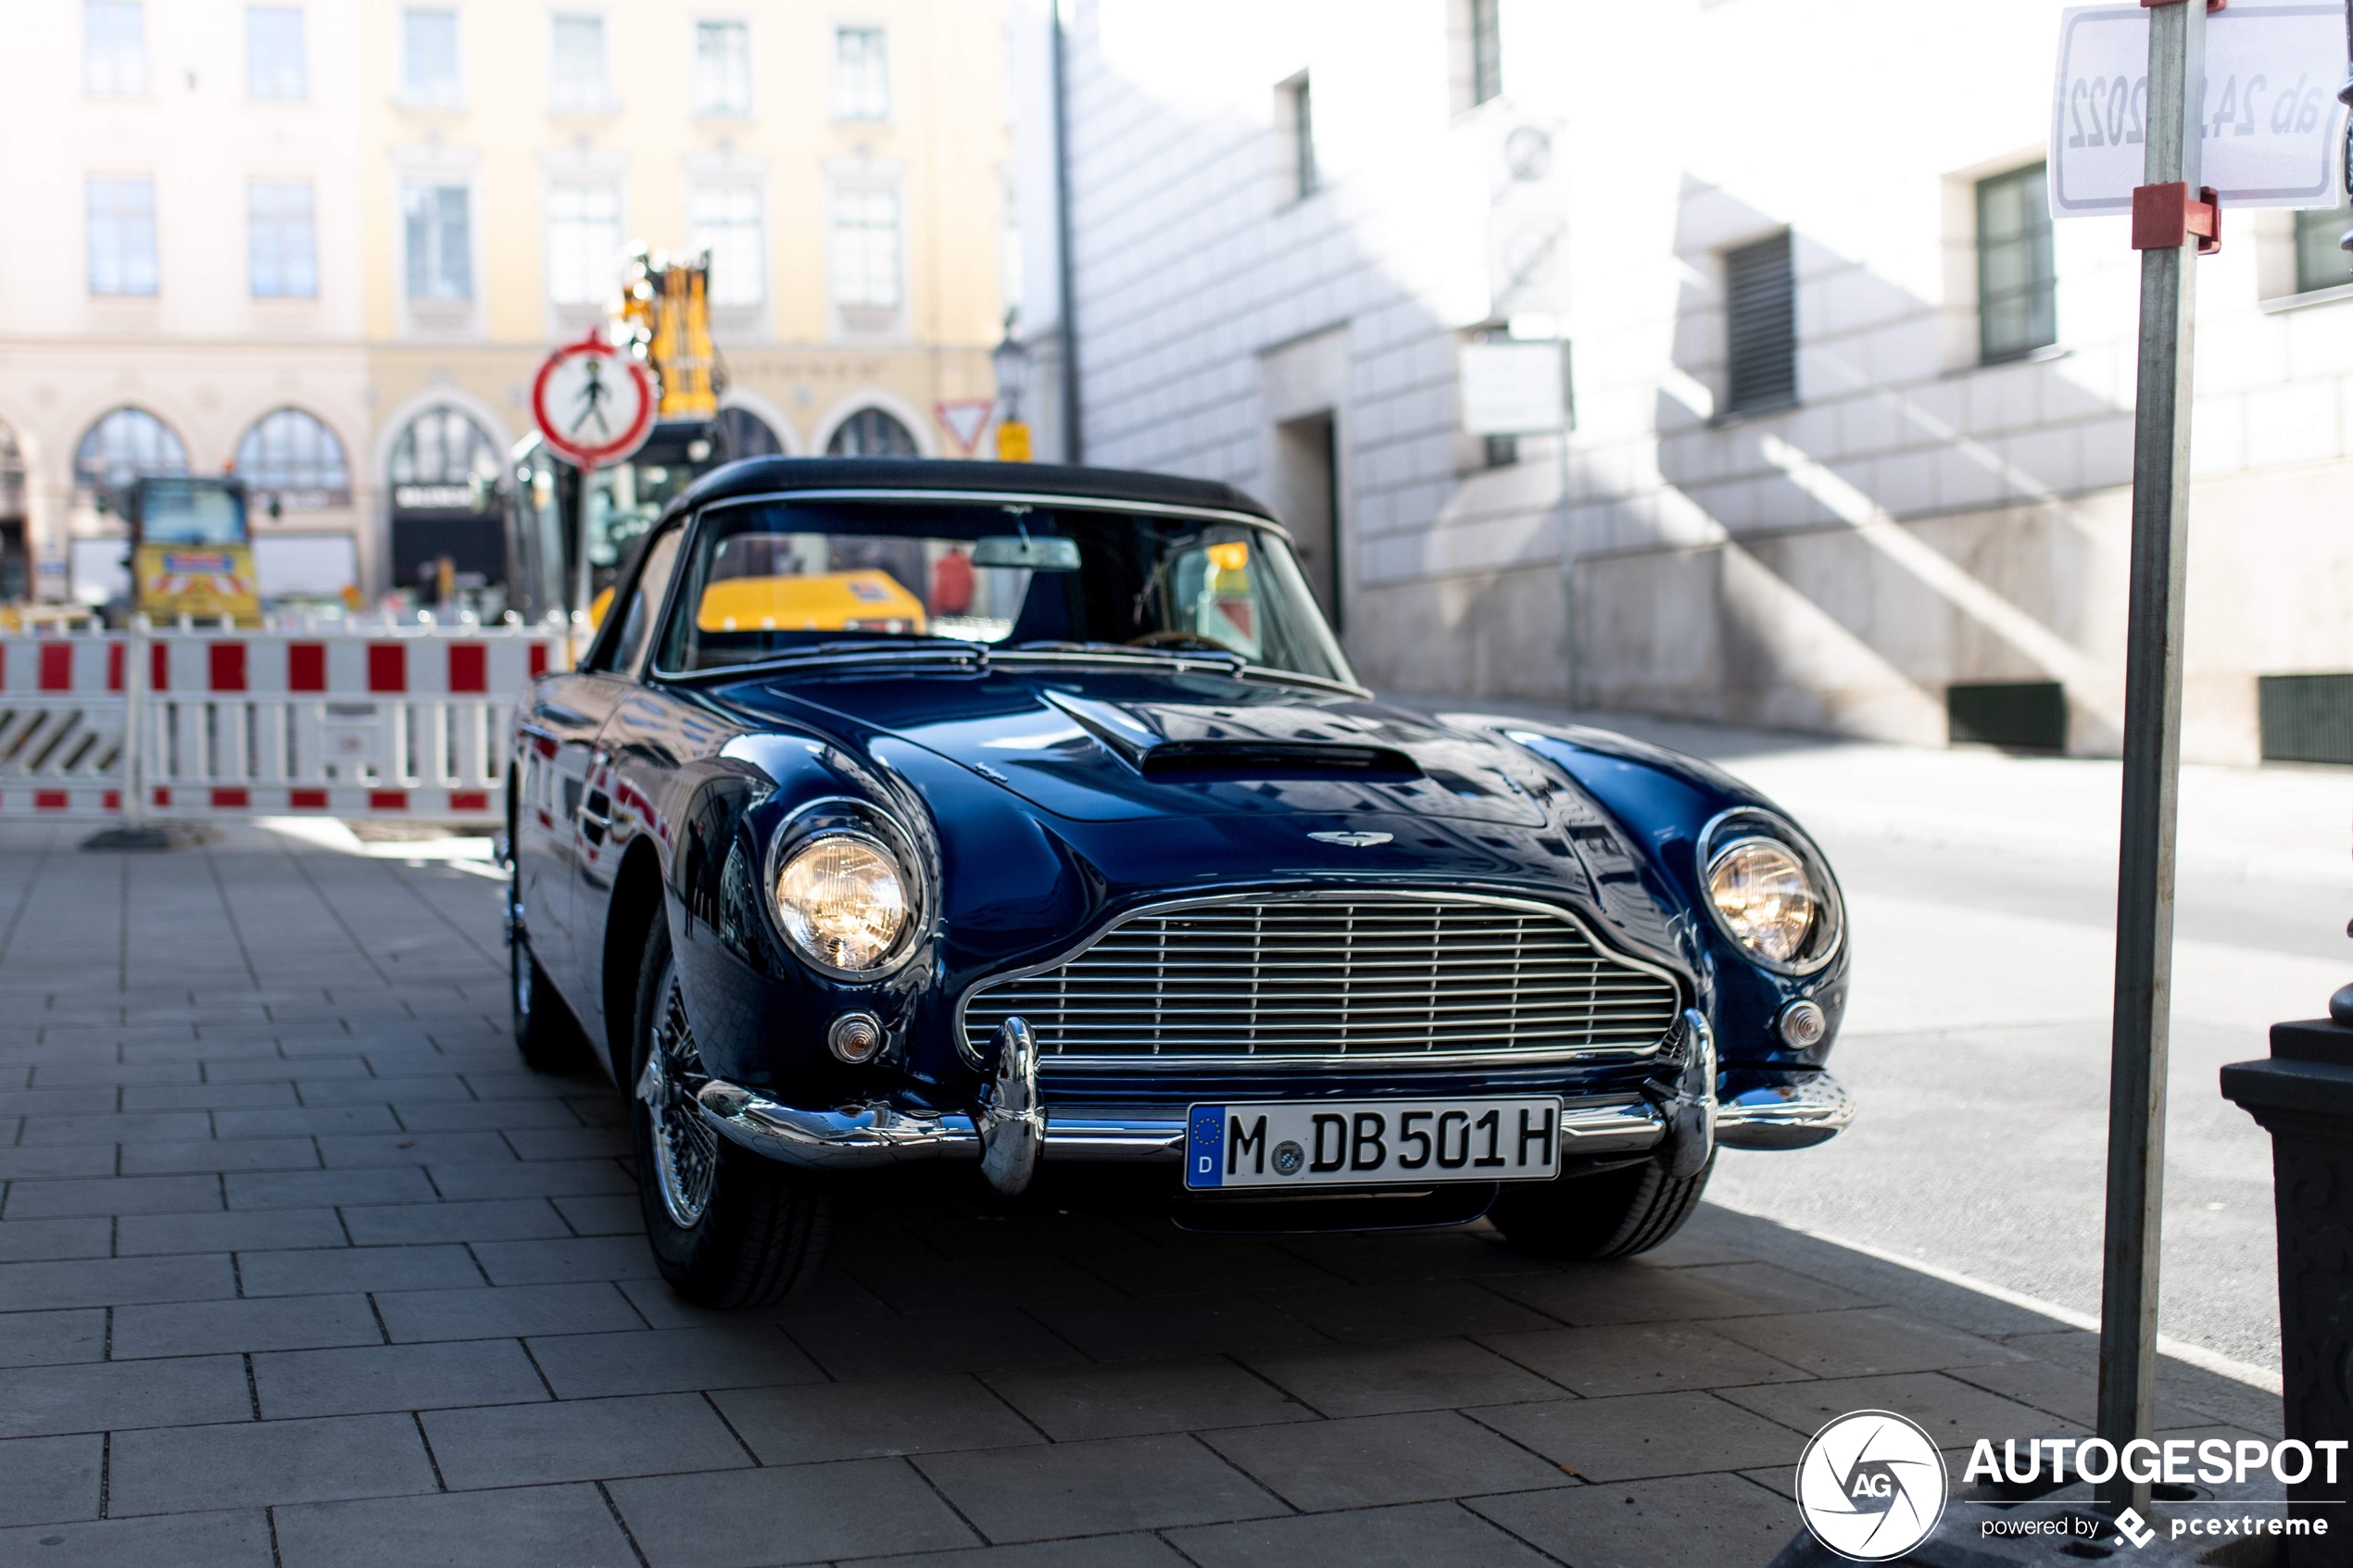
left=762, top=797, right=929, bottom=983
left=1694, top=807, right=1844, bottom=976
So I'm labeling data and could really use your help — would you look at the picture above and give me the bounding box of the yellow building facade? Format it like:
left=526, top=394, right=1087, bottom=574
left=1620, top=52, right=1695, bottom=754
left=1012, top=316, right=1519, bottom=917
left=0, top=0, right=1012, bottom=605
left=359, top=0, right=1012, bottom=599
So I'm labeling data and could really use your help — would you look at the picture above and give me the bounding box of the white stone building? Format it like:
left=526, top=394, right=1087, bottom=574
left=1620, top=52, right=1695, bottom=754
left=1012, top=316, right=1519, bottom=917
left=1031, top=0, right=2353, bottom=765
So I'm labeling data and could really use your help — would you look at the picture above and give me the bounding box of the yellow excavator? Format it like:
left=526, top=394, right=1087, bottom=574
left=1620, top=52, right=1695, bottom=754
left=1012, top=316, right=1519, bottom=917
left=508, top=248, right=739, bottom=632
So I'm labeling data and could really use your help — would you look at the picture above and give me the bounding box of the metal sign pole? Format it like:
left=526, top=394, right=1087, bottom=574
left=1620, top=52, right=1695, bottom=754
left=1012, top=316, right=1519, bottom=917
left=2095, top=0, right=2207, bottom=1524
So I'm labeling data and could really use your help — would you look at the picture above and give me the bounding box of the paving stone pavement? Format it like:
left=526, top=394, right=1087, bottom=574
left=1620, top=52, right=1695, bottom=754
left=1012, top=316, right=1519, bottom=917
left=0, top=822, right=2287, bottom=1567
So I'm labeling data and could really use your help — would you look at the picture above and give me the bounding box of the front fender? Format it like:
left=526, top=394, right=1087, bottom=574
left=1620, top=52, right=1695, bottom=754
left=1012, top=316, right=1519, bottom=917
left=1478, top=719, right=1851, bottom=1072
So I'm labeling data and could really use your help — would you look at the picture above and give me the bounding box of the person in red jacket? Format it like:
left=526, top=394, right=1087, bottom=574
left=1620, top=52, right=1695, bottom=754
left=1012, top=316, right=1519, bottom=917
left=931, top=546, right=975, bottom=615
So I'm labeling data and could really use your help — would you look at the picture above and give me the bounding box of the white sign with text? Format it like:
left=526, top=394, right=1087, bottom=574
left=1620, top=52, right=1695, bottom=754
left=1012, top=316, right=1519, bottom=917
left=2049, top=2, right=2346, bottom=217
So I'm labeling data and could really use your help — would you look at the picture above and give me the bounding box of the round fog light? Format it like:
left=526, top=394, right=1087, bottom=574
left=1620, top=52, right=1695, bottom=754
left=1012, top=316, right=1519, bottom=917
left=1778, top=998, right=1829, bottom=1050
left=827, top=1011, right=885, bottom=1064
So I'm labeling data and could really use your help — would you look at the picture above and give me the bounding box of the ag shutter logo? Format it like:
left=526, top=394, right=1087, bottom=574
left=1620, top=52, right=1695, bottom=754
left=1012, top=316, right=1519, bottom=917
left=1795, top=1410, right=1949, bottom=1561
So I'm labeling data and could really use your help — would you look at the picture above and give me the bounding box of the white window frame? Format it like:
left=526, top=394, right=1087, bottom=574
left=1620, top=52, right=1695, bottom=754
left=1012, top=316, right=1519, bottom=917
left=398, top=6, right=463, bottom=109
left=84, top=1, right=147, bottom=98
left=691, top=17, right=752, bottom=119
left=393, top=153, right=484, bottom=338
left=827, top=177, right=906, bottom=340
left=87, top=175, right=159, bottom=297
left=689, top=182, right=766, bottom=311
left=832, top=24, right=889, bottom=122
left=546, top=178, right=623, bottom=309
left=548, top=12, right=615, bottom=116
left=245, top=6, right=308, bottom=101
left=248, top=179, right=319, bottom=298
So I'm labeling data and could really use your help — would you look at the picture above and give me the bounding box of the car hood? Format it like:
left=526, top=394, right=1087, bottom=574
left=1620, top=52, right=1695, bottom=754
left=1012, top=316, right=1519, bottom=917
left=741, top=663, right=1551, bottom=825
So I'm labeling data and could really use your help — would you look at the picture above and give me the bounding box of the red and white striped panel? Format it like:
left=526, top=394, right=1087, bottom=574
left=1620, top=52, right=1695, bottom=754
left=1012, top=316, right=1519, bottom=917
left=147, top=634, right=556, bottom=696
left=143, top=785, right=497, bottom=817
left=0, top=637, right=124, bottom=696
left=0, top=787, right=123, bottom=819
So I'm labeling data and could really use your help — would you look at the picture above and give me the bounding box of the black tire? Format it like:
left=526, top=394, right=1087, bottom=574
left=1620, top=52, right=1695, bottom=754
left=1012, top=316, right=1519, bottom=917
left=629, top=917, right=834, bottom=1307
left=510, top=872, right=588, bottom=1073
left=1488, top=1154, right=1715, bottom=1261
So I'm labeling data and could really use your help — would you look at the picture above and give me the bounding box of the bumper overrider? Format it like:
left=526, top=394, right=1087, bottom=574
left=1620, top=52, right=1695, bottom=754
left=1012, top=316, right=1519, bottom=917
left=691, top=1011, right=1855, bottom=1197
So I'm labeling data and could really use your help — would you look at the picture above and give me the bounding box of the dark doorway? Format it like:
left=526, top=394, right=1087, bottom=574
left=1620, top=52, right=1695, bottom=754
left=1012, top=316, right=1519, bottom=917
left=1273, top=410, right=1341, bottom=633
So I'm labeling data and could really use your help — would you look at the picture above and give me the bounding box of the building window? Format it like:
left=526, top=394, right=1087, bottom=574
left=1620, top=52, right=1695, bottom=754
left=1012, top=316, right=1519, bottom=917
left=691, top=185, right=764, bottom=307
left=718, top=406, right=782, bottom=458
left=1288, top=74, right=1318, bottom=200
left=402, top=7, right=460, bottom=106
left=831, top=187, right=902, bottom=316
left=403, top=182, right=472, bottom=301
left=235, top=408, right=350, bottom=504
left=834, top=26, right=888, bottom=121
left=826, top=408, right=918, bottom=457
left=248, top=181, right=317, bottom=297
left=1723, top=231, right=1797, bottom=416
left=547, top=182, right=621, bottom=307
left=549, top=14, right=609, bottom=112
left=74, top=408, right=187, bottom=493
left=2295, top=196, right=2351, bottom=295
left=87, top=177, right=158, bottom=296
left=246, top=6, right=306, bottom=99
left=693, top=19, right=751, bottom=117
left=1977, top=163, right=2056, bottom=363
left=84, top=1, right=146, bottom=97
left=388, top=407, right=501, bottom=511
left=1469, top=0, right=1501, bottom=107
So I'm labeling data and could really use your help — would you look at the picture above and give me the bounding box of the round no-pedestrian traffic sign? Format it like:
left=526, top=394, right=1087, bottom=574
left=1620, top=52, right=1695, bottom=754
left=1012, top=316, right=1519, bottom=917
left=531, top=333, right=657, bottom=470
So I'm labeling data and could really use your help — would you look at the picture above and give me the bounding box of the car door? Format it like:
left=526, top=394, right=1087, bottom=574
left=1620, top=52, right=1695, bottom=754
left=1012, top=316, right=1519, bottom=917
left=565, top=524, right=685, bottom=1042
left=515, top=672, right=626, bottom=1010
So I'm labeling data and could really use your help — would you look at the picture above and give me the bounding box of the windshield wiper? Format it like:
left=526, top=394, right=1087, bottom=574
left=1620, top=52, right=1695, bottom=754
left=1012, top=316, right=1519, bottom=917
left=1002, top=640, right=1245, bottom=670
left=669, top=637, right=991, bottom=681
left=1000, top=642, right=1368, bottom=698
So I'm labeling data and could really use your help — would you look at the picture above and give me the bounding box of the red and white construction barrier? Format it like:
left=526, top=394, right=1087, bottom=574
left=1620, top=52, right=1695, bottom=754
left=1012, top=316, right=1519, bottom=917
left=0, top=621, right=565, bottom=822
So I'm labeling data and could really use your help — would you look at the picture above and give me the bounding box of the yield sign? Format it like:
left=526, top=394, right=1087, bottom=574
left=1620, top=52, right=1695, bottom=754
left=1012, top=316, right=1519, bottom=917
left=532, top=332, right=657, bottom=470
left=936, top=400, right=994, bottom=457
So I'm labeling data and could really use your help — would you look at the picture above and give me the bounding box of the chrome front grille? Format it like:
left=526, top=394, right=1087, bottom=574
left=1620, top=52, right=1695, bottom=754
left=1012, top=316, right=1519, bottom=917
left=959, top=895, right=1682, bottom=1063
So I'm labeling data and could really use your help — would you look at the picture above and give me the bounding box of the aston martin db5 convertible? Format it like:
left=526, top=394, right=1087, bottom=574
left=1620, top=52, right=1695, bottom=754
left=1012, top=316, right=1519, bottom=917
left=507, top=458, right=1854, bottom=1305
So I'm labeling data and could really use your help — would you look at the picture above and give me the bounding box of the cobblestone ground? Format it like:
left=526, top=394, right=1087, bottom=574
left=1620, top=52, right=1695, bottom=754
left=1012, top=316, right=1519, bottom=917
left=0, top=824, right=2285, bottom=1568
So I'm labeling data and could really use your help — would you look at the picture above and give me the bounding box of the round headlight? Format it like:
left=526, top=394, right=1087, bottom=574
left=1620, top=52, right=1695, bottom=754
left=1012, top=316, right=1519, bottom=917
left=774, top=834, right=911, bottom=973
left=1706, top=838, right=1818, bottom=965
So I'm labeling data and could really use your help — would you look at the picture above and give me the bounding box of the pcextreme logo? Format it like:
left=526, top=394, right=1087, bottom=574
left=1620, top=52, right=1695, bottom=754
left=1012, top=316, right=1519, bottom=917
left=1794, top=1410, right=1949, bottom=1561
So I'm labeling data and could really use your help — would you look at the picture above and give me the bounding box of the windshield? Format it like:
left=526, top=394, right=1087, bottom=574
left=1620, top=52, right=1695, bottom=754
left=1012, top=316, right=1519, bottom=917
left=140, top=480, right=247, bottom=546
left=653, top=498, right=1353, bottom=684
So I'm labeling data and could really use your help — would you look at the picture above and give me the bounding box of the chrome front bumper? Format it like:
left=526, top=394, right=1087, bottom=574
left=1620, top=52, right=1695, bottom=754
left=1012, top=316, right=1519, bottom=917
left=1715, top=1071, right=1855, bottom=1150
left=694, top=1082, right=1672, bottom=1173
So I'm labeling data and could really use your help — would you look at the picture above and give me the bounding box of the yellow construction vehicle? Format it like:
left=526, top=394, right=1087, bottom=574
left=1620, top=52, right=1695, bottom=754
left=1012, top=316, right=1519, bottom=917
left=121, top=476, right=262, bottom=625
left=509, top=247, right=741, bottom=630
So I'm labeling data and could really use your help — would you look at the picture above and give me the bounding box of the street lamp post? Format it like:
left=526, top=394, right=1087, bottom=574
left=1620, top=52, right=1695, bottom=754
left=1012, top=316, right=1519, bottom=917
left=992, top=315, right=1034, bottom=463
left=2339, top=1, right=2353, bottom=267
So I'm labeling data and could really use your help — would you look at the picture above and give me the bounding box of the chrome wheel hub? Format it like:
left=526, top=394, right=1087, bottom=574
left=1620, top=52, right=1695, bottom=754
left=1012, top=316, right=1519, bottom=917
left=639, top=960, right=718, bottom=1228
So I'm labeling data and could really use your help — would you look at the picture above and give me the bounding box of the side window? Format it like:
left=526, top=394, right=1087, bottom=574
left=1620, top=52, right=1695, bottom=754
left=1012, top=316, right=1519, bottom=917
left=596, top=526, right=682, bottom=676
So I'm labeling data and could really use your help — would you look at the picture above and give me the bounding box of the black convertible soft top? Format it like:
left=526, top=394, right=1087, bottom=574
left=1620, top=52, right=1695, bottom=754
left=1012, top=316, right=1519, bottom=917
left=664, top=456, right=1279, bottom=526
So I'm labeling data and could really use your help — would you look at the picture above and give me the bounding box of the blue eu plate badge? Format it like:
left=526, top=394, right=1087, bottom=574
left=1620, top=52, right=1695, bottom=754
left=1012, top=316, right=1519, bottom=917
left=1188, top=1106, right=1225, bottom=1188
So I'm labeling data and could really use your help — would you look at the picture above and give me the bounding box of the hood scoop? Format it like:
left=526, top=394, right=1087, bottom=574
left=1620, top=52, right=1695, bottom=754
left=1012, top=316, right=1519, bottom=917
left=1046, top=692, right=1425, bottom=782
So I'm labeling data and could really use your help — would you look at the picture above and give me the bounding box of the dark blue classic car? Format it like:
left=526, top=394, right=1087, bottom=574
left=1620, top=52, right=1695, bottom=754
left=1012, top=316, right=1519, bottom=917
left=507, top=458, right=1853, bottom=1305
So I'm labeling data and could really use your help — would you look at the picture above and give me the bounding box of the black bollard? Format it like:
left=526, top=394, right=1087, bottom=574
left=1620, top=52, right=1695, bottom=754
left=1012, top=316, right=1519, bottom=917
left=2218, top=992, right=2353, bottom=1564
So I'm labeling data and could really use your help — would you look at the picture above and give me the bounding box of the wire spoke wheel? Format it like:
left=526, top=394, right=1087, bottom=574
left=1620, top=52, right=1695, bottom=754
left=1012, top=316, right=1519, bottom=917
left=645, top=959, right=720, bottom=1228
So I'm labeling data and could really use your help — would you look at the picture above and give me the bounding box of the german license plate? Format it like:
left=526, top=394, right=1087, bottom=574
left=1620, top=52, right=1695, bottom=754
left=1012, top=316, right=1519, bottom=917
left=1183, top=1097, right=1565, bottom=1190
